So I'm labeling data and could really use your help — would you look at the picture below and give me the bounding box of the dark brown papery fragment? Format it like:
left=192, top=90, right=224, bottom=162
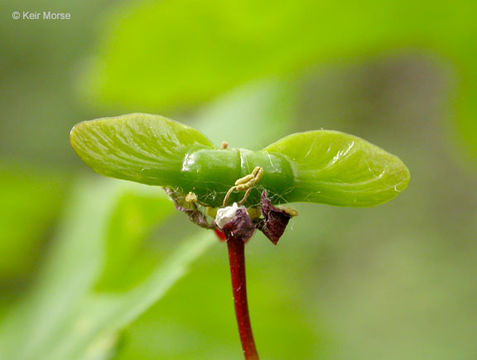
left=222, top=208, right=256, bottom=243
left=256, top=191, right=292, bottom=245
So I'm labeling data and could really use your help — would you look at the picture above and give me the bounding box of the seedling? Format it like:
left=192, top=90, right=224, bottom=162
left=70, top=113, right=410, bottom=359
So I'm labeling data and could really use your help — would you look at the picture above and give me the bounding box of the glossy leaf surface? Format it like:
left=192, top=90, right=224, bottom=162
left=70, top=113, right=215, bottom=186
left=264, top=131, right=410, bottom=206
left=71, top=114, right=410, bottom=207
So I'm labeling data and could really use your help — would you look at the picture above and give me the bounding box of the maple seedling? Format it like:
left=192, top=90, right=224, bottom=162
left=70, top=113, right=410, bottom=359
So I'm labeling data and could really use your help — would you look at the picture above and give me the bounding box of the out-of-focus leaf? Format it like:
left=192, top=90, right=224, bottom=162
left=264, top=130, right=410, bottom=206
left=0, top=177, right=118, bottom=360
left=85, top=0, right=477, bottom=160
left=84, top=0, right=315, bottom=110
left=455, top=66, right=477, bottom=161
left=192, top=79, right=295, bottom=150
left=0, top=177, right=215, bottom=360
left=94, top=185, right=175, bottom=291
left=113, top=244, right=328, bottom=360
left=70, top=113, right=215, bottom=185
left=43, top=231, right=215, bottom=360
left=0, top=166, right=68, bottom=282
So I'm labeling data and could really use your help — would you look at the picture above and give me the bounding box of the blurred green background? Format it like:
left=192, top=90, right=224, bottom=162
left=1, top=0, right=476, bottom=359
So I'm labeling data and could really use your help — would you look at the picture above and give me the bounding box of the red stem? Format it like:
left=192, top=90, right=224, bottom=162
left=227, top=236, right=259, bottom=360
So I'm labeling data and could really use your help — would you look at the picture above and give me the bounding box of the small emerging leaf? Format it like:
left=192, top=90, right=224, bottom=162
left=264, top=131, right=410, bottom=206
left=70, top=113, right=215, bottom=186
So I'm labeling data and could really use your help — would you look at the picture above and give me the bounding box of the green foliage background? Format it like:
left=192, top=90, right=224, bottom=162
left=1, top=0, right=476, bottom=359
